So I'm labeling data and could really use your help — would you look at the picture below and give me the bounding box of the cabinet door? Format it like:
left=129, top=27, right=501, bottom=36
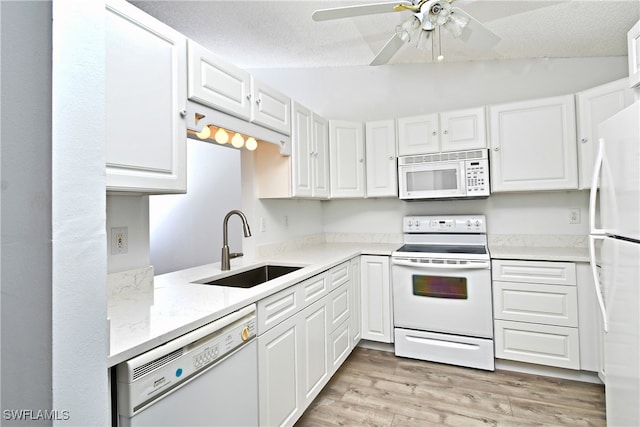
left=489, top=95, right=578, bottom=192
left=300, top=299, right=329, bottom=408
left=187, top=40, right=251, bottom=120
left=350, top=257, right=362, bottom=348
left=576, top=78, right=634, bottom=189
left=397, top=113, right=439, bottom=155
left=311, top=113, right=330, bottom=198
left=105, top=0, right=187, bottom=193
left=292, top=102, right=313, bottom=197
left=365, top=120, right=398, bottom=197
left=250, top=77, right=291, bottom=136
left=576, top=263, right=601, bottom=372
left=439, top=107, right=487, bottom=152
left=360, top=255, right=392, bottom=343
left=329, top=120, right=365, bottom=198
left=258, top=314, right=302, bottom=427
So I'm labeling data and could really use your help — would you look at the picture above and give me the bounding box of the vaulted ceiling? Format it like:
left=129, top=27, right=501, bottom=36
left=131, top=0, right=639, bottom=69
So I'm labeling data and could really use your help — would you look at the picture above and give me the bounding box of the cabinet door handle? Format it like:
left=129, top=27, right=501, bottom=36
left=443, top=130, right=448, bottom=135
left=359, top=158, right=364, bottom=163
left=389, top=156, right=394, bottom=160
left=246, top=94, right=252, bottom=101
left=179, top=109, right=187, bottom=117
left=493, top=147, right=500, bottom=152
left=256, top=98, right=262, bottom=105
left=431, top=131, right=437, bottom=136
left=581, top=138, right=588, bottom=144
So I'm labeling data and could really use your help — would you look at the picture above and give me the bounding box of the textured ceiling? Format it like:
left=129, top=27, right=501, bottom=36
left=130, top=0, right=640, bottom=68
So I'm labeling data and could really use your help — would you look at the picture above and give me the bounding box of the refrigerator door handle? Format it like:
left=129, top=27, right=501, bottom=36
left=589, top=234, right=608, bottom=333
left=589, top=138, right=606, bottom=236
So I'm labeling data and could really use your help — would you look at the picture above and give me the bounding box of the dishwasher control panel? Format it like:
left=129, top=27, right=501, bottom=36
left=116, top=305, right=256, bottom=417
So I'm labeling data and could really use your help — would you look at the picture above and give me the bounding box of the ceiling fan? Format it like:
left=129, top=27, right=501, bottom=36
left=312, top=0, right=501, bottom=66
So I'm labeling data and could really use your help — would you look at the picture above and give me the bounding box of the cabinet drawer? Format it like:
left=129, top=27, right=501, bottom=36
left=328, top=319, right=351, bottom=375
left=495, top=320, right=580, bottom=369
left=328, top=284, right=350, bottom=331
left=329, top=261, right=350, bottom=290
left=492, top=260, right=576, bottom=286
left=300, top=273, right=328, bottom=307
left=493, top=281, right=578, bottom=327
left=257, top=286, right=299, bottom=335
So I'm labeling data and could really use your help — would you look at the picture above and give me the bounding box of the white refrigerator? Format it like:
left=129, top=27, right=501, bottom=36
left=589, top=100, right=640, bottom=426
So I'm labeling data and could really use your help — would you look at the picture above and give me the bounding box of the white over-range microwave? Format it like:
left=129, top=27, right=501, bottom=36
left=398, top=149, right=490, bottom=200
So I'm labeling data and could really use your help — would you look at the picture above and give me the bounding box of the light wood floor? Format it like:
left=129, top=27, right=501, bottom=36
left=295, top=347, right=606, bottom=427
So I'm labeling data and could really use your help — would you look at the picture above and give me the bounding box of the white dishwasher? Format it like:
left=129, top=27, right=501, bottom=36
left=116, top=304, right=258, bottom=426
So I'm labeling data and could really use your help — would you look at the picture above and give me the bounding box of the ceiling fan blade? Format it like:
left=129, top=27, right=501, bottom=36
left=312, top=1, right=413, bottom=21
left=451, top=7, right=501, bottom=51
left=370, top=33, right=406, bottom=66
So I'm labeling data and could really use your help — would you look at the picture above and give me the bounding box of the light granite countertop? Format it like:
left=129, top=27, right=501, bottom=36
left=488, top=234, right=590, bottom=263
left=107, top=240, right=399, bottom=367
left=108, top=233, right=590, bottom=366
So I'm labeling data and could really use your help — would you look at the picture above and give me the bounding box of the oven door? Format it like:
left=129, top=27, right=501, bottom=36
left=398, top=160, right=466, bottom=200
left=392, top=258, right=493, bottom=338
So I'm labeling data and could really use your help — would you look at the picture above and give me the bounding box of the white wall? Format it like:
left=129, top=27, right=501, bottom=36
left=51, top=0, right=110, bottom=424
left=251, top=57, right=626, bottom=238
left=1, top=2, right=54, bottom=421
left=251, top=57, right=628, bottom=120
left=149, top=140, right=242, bottom=275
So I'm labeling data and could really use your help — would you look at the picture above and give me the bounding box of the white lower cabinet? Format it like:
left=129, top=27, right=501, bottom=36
left=257, top=260, right=355, bottom=426
left=360, top=255, right=393, bottom=343
left=492, top=259, right=584, bottom=370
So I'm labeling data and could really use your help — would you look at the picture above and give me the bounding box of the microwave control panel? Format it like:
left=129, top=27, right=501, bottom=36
left=465, top=159, right=489, bottom=196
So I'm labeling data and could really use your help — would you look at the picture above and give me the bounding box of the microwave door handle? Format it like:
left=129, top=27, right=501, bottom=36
left=392, top=259, right=491, bottom=270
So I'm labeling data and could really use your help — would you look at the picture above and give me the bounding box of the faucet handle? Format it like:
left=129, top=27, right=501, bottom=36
left=229, top=252, right=244, bottom=259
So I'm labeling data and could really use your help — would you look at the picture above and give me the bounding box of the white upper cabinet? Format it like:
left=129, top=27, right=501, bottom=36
left=365, top=120, right=398, bottom=198
left=576, top=78, right=634, bottom=189
left=439, top=107, right=487, bottom=152
left=291, top=102, right=329, bottom=198
left=105, top=0, right=187, bottom=193
left=628, top=19, right=640, bottom=88
left=311, top=113, right=330, bottom=198
left=489, top=95, right=578, bottom=192
left=397, top=107, right=486, bottom=156
left=329, top=120, right=366, bottom=198
left=250, top=77, right=292, bottom=136
left=187, top=40, right=251, bottom=120
left=187, top=40, right=291, bottom=135
left=397, top=113, right=439, bottom=155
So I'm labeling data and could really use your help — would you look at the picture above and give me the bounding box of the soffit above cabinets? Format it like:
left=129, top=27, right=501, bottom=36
left=130, top=0, right=639, bottom=68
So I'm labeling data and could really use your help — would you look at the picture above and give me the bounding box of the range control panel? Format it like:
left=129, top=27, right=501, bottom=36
left=403, top=215, right=486, bottom=234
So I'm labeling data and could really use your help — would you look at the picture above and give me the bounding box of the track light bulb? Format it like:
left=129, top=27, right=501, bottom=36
left=246, top=137, right=258, bottom=151
left=231, top=132, right=245, bottom=148
left=195, top=125, right=211, bottom=140
left=214, top=128, right=229, bottom=144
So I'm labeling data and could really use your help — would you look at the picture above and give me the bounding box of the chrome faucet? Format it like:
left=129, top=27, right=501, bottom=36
left=221, top=210, right=252, bottom=271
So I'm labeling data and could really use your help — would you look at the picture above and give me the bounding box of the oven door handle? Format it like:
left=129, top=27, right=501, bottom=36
left=391, top=259, right=491, bottom=270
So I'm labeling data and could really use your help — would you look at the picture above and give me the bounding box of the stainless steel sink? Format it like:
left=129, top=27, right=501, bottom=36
left=200, top=265, right=303, bottom=288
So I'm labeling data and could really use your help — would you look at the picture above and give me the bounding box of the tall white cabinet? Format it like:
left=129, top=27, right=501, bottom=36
left=329, top=120, right=366, bottom=198
left=575, top=78, right=634, bottom=189
left=291, top=102, right=329, bottom=198
left=489, top=95, right=578, bottom=192
left=365, top=120, right=398, bottom=197
left=105, top=0, right=187, bottom=193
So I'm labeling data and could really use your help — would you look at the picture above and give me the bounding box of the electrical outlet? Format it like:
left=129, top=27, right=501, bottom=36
left=260, top=217, right=267, bottom=233
left=569, top=208, right=581, bottom=224
left=284, top=215, right=289, bottom=229
left=111, top=227, right=128, bottom=255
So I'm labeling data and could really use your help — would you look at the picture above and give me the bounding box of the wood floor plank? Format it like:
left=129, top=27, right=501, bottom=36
left=294, top=347, right=606, bottom=427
